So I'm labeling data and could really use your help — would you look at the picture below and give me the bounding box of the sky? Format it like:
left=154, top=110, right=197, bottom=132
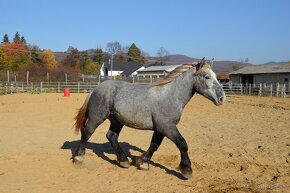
left=0, top=0, right=289, bottom=64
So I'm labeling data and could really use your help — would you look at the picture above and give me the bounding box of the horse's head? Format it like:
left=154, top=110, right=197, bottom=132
left=193, top=58, right=226, bottom=105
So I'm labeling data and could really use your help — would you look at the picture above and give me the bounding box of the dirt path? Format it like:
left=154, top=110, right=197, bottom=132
left=0, top=93, right=289, bottom=192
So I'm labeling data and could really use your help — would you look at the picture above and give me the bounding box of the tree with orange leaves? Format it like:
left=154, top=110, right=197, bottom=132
left=1, top=42, right=30, bottom=71
left=42, top=49, right=57, bottom=71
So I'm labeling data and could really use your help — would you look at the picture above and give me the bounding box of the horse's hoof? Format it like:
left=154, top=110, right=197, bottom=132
left=139, top=162, right=149, bottom=170
left=119, top=160, right=130, bottom=168
left=73, top=156, right=84, bottom=163
left=181, top=168, right=192, bottom=179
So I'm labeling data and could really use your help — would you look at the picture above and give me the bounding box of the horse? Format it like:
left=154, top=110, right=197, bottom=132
left=73, top=58, right=226, bottom=179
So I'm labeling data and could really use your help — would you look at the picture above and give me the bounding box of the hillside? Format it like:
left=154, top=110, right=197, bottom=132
left=53, top=51, right=286, bottom=73
left=147, top=54, right=252, bottom=73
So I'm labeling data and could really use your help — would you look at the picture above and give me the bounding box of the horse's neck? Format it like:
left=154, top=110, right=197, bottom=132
left=167, top=70, right=196, bottom=108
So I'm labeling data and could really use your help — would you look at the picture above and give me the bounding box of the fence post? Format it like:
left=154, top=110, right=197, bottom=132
left=40, top=82, right=43, bottom=93
left=10, top=82, right=13, bottom=94
left=259, top=83, right=262, bottom=96
left=5, top=82, right=7, bottom=95
left=270, top=83, right=273, bottom=97
left=132, top=76, right=135, bottom=84
left=276, top=83, right=279, bottom=97
left=282, top=84, right=286, bottom=97
left=240, top=83, right=243, bottom=95
left=58, top=82, right=60, bottom=93
left=77, top=82, right=80, bottom=93
left=249, top=84, right=252, bottom=95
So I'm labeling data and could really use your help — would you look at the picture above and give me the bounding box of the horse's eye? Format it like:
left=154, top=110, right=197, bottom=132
left=204, top=74, right=210, bottom=79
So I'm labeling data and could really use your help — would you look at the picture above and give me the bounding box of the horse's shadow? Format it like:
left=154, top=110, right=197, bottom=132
left=61, top=140, right=184, bottom=179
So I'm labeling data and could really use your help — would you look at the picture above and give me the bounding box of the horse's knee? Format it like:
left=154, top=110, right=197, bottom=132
left=106, top=130, right=118, bottom=141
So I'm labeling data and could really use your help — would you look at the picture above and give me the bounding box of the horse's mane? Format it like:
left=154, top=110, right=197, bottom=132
left=153, top=63, right=197, bottom=86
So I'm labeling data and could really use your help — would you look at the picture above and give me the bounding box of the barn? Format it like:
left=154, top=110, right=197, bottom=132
left=230, top=63, right=290, bottom=93
left=230, top=63, right=290, bottom=84
left=137, top=65, right=181, bottom=79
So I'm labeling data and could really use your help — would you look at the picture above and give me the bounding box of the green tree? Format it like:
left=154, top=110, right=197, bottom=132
left=0, top=48, right=9, bottom=70
left=30, top=46, right=42, bottom=66
left=80, top=51, right=90, bottom=73
left=2, top=34, right=9, bottom=43
left=93, top=48, right=104, bottom=65
left=11, top=52, right=29, bottom=71
left=127, top=43, right=144, bottom=65
left=13, top=32, right=21, bottom=43
left=62, top=46, right=80, bottom=69
left=21, top=36, right=26, bottom=44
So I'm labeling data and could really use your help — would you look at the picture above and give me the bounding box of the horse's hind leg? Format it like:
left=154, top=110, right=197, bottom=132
left=74, top=117, right=104, bottom=163
left=106, top=118, right=130, bottom=168
left=137, top=131, right=164, bottom=170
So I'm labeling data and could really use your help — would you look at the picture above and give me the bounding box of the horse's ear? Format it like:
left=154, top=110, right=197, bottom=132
left=209, top=58, right=214, bottom=67
left=196, top=57, right=205, bottom=70
left=201, top=57, right=205, bottom=65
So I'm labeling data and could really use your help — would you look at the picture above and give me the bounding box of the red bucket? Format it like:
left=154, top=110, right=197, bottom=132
left=64, top=88, right=70, bottom=97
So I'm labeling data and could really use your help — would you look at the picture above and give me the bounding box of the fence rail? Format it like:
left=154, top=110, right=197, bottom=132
left=0, top=81, right=288, bottom=98
left=222, top=82, right=288, bottom=97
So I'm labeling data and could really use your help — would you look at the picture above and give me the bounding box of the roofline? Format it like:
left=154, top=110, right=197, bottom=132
left=230, top=71, right=290, bottom=75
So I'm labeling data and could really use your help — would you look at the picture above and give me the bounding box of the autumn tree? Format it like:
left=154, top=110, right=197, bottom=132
left=42, top=49, right=57, bottom=71
left=2, top=42, right=30, bottom=71
left=0, top=48, right=9, bottom=70
left=2, top=34, right=9, bottom=43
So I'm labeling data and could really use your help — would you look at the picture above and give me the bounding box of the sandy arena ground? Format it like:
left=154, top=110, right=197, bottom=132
left=0, top=93, right=289, bottom=193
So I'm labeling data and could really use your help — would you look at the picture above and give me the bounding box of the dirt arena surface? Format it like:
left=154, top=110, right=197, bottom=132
left=0, top=93, right=289, bottom=193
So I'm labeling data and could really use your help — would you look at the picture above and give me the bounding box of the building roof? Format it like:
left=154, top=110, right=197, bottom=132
left=230, top=63, right=290, bottom=75
left=104, top=61, right=143, bottom=76
left=137, top=65, right=181, bottom=73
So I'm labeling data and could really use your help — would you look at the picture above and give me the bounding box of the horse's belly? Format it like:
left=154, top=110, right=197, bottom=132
left=113, top=110, right=153, bottom=130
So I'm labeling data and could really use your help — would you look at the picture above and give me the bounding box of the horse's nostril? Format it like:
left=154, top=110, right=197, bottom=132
left=219, top=96, right=223, bottom=103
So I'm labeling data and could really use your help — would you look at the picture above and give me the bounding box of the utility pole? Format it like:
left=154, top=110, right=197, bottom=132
left=110, top=54, right=114, bottom=79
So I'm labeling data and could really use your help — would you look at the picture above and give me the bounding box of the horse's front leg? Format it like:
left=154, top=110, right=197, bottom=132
left=165, top=126, right=192, bottom=179
left=138, top=131, right=164, bottom=170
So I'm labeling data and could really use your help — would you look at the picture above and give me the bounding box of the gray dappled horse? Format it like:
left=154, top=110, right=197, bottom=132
left=73, top=58, right=226, bottom=179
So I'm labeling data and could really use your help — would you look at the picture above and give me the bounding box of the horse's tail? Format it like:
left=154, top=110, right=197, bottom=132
left=74, top=93, right=91, bottom=134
